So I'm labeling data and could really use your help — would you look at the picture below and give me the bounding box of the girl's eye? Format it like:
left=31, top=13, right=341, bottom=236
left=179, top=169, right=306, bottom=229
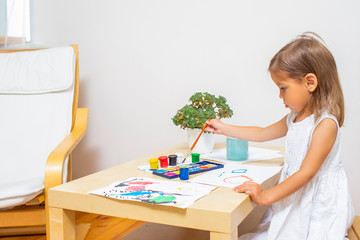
left=280, top=87, right=286, bottom=91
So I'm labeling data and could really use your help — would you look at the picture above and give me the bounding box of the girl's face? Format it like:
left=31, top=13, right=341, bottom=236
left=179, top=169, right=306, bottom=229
left=271, top=71, right=314, bottom=119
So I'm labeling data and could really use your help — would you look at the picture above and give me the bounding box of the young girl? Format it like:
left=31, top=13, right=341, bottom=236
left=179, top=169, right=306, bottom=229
left=205, top=33, right=354, bottom=240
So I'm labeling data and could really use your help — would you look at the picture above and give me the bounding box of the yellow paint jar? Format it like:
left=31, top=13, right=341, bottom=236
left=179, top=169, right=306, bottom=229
left=149, top=158, right=159, bottom=169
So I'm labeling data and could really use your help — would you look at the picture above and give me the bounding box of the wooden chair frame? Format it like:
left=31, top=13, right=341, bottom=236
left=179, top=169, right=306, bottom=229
left=0, top=45, right=88, bottom=240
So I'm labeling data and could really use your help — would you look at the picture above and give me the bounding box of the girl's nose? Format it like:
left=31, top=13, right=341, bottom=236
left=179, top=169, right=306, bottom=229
left=279, top=91, right=283, bottom=99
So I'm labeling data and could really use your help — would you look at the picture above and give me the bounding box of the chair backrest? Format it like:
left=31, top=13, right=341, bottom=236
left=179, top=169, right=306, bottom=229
left=0, top=46, right=77, bottom=185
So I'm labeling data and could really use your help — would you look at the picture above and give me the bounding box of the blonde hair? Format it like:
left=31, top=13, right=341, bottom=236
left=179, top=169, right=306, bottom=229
left=269, top=32, right=344, bottom=126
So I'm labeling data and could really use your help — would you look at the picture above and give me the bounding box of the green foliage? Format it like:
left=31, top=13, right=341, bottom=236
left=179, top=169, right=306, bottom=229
left=172, top=92, right=233, bottom=129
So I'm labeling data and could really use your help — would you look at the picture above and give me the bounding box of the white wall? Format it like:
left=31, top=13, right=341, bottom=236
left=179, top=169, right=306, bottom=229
left=31, top=0, right=360, bottom=214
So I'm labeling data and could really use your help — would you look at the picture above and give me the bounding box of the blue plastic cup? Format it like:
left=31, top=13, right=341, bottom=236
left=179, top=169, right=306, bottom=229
left=180, top=167, right=189, bottom=180
left=226, top=137, right=248, bottom=161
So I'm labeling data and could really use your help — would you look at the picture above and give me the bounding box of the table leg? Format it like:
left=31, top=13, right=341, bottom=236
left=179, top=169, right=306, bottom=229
left=210, top=228, right=238, bottom=240
left=49, top=207, right=75, bottom=240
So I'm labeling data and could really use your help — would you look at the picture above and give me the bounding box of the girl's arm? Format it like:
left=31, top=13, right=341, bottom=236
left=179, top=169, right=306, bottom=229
left=205, top=115, right=288, bottom=142
left=234, top=118, right=338, bottom=205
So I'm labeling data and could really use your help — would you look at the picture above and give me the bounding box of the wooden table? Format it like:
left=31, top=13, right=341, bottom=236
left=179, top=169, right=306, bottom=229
left=48, top=143, right=283, bottom=240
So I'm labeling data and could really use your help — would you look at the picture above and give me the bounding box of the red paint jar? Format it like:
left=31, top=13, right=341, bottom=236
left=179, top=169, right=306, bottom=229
left=158, top=156, right=168, bottom=168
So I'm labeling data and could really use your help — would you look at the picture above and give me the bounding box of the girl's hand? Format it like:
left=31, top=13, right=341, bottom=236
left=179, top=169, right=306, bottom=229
left=233, top=181, right=270, bottom=206
left=205, top=119, right=226, bottom=135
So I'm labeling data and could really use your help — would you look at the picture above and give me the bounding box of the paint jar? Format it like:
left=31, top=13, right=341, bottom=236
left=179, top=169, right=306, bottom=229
left=191, top=153, right=200, bottom=163
left=149, top=158, right=159, bottom=169
left=180, top=167, right=189, bottom=180
left=226, top=137, right=248, bottom=161
left=158, top=156, right=168, bottom=168
left=168, top=154, right=177, bottom=166
left=174, top=152, right=184, bottom=163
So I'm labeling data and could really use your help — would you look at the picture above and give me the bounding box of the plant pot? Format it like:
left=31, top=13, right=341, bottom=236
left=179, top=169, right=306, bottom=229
left=186, top=128, right=214, bottom=154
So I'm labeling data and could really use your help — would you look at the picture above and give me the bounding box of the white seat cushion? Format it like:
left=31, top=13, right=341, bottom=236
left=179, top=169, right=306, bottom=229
left=0, top=47, right=75, bottom=208
left=0, top=178, right=44, bottom=209
left=0, top=47, right=75, bottom=94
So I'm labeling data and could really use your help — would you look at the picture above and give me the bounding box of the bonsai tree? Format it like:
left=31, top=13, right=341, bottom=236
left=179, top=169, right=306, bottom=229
left=172, top=92, right=233, bottom=130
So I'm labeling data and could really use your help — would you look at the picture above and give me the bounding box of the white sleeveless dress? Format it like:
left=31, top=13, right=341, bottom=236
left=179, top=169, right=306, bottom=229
left=239, top=112, right=354, bottom=240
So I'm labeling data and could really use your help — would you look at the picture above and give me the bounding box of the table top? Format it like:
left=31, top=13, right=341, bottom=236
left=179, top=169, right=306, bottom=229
left=48, top=143, right=283, bottom=234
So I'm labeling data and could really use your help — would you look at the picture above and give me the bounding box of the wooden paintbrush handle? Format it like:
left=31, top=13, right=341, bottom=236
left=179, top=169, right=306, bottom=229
left=190, top=123, right=208, bottom=151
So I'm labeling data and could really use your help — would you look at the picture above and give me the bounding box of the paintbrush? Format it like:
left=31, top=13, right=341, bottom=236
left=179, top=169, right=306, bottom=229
left=182, top=122, right=208, bottom=163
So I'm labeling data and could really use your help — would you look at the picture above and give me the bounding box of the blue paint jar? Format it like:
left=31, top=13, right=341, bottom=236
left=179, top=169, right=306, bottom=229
left=179, top=167, right=189, bottom=180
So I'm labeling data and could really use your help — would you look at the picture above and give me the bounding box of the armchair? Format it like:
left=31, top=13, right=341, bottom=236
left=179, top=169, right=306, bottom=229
left=0, top=45, right=88, bottom=238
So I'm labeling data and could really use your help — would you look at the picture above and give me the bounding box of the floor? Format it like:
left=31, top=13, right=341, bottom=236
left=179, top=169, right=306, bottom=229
left=0, top=206, right=268, bottom=240
left=2, top=220, right=358, bottom=240
left=0, top=222, right=209, bottom=240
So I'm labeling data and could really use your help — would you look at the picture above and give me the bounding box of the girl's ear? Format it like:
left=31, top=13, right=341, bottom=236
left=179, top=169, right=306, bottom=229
left=304, top=73, right=318, bottom=92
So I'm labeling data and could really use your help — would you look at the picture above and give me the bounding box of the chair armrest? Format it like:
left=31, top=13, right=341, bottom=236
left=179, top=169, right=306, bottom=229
left=45, top=108, right=89, bottom=191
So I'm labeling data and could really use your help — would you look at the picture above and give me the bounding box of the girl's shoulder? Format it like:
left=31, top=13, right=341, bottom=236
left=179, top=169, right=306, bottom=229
left=310, top=111, right=340, bottom=139
left=286, top=111, right=339, bottom=129
left=315, top=111, right=339, bottom=128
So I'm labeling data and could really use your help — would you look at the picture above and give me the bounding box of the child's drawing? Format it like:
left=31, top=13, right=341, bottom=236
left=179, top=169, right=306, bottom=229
left=89, top=177, right=216, bottom=208
left=190, top=164, right=282, bottom=188
left=223, top=175, right=253, bottom=184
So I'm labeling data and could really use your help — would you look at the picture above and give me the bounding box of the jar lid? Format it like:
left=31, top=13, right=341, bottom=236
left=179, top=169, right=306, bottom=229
left=149, top=158, right=158, bottom=163
left=158, top=156, right=168, bottom=161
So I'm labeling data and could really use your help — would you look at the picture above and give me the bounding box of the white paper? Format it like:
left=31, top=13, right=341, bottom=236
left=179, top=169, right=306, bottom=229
left=89, top=177, right=217, bottom=209
left=190, top=164, right=283, bottom=188
left=201, top=146, right=283, bottom=164
left=137, top=164, right=153, bottom=173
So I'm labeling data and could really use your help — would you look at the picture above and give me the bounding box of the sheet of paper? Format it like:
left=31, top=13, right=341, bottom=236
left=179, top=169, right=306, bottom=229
left=137, top=165, right=153, bottom=173
left=190, top=164, right=283, bottom=188
left=89, top=177, right=217, bottom=209
left=201, top=146, right=283, bottom=164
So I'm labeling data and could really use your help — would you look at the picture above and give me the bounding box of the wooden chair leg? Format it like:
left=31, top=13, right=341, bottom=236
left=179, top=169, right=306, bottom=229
left=0, top=226, right=46, bottom=236
left=353, top=216, right=360, bottom=239
left=0, top=207, right=45, bottom=228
